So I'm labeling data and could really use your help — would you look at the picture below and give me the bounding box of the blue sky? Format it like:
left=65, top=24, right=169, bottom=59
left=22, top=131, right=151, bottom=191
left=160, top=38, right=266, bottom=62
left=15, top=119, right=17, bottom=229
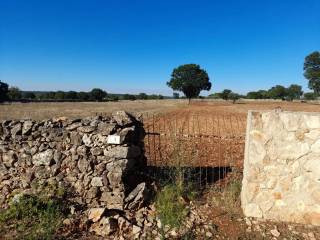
left=0, top=0, right=319, bottom=95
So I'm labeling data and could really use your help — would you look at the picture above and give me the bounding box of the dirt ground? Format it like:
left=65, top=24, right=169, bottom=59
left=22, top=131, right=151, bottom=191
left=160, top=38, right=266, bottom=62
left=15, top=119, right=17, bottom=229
left=141, top=100, right=320, bottom=168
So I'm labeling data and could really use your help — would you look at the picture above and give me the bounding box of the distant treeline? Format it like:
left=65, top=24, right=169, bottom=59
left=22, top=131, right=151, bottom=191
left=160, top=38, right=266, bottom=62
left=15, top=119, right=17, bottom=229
left=1, top=80, right=319, bottom=104
left=209, top=84, right=319, bottom=102
left=0, top=81, right=165, bottom=102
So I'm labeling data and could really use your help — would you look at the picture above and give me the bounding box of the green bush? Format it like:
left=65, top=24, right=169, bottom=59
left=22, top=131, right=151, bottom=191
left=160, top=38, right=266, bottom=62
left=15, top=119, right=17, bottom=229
left=0, top=194, right=66, bottom=240
left=155, top=184, right=189, bottom=229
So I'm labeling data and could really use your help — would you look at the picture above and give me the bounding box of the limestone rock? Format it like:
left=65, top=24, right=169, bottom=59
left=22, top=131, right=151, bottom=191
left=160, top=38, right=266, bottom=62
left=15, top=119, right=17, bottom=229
left=88, top=208, right=106, bottom=222
left=11, top=123, right=22, bottom=137
left=3, top=151, right=18, bottom=167
left=98, top=122, right=117, bottom=136
left=22, top=121, right=33, bottom=135
left=112, top=111, right=134, bottom=126
left=86, top=187, right=99, bottom=199
left=104, top=146, right=141, bottom=159
left=78, top=158, right=90, bottom=172
left=70, top=132, right=82, bottom=145
left=66, top=122, right=82, bottom=130
left=125, top=182, right=148, bottom=210
left=76, top=145, right=88, bottom=156
left=78, top=126, right=96, bottom=133
left=270, top=228, right=280, bottom=237
left=107, top=171, right=123, bottom=188
left=82, top=134, right=92, bottom=146
left=90, top=147, right=103, bottom=156
left=100, top=191, right=124, bottom=210
left=91, top=177, right=103, bottom=187
left=32, top=149, right=54, bottom=166
left=90, top=217, right=118, bottom=236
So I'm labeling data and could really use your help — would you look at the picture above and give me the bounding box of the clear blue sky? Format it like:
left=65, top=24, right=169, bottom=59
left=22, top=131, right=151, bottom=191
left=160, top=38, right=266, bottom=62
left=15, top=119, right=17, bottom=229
left=0, top=0, right=319, bottom=95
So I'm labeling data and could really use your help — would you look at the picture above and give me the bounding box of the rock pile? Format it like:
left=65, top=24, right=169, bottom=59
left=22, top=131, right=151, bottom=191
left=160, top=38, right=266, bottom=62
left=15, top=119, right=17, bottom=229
left=0, top=111, right=152, bottom=238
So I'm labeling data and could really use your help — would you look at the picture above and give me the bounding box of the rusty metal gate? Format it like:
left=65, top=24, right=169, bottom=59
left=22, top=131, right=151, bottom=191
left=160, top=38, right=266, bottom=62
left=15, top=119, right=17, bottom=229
left=142, top=112, right=246, bottom=187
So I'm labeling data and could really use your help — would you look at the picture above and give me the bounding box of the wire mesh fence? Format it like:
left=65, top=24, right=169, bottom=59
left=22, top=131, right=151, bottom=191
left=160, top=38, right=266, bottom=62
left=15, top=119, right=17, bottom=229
left=142, top=112, right=246, bottom=188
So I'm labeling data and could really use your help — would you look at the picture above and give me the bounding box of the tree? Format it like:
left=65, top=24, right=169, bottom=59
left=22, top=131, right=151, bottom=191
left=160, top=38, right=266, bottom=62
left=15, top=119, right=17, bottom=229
left=246, top=90, right=268, bottom=99
left=107, top=94, right=119, bottom=101
left=304, top=92, right=318, bottom=100
left=138, top=93, right=148, bottom=100
left=23, top=92, right=36, bottom=100
left=304, top=51, right=320, bottom=93
left=173, top=92, right=179, bottom=99
left=8, top=87, right=22, bottom=100
left=287, top=84, right=303, bottom=100
left=167, top=64, right=211, bottom=103
left=128, top=94, right=136, bottom=101
left=208, top=93, right=221, bottom=99
left=220, top=89, right=232, bottom=100
left=78, top=92, right=90, bottom=101
left=122, top=94, right=136, bottom=101
left=65, top=91, right=78, bottom=100
left=0, top=80, right=9, bottom=102
left=267, top=85, right=287, bottom=99
left=55, top=91, right=66, bottom=100
left=229, top=92, right=240, bottom=104
left=90, top=88, right=107, bottom=101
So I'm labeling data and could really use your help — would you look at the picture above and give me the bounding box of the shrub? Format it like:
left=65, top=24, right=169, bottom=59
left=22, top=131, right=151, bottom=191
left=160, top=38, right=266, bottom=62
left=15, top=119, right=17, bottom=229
left=155, top=184, right=189, bottom=229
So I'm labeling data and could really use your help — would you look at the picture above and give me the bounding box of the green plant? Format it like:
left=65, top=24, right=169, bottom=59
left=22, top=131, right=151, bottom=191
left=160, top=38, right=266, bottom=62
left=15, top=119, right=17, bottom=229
left=0, top=192, right=66, bottom=239
left=212, top=179, right=242, bottom=215
left=156, top=184, right=189, bottom=230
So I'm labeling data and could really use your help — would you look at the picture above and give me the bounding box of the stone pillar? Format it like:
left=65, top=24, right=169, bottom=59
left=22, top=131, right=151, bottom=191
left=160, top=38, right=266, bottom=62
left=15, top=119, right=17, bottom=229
left=241, top=110, right=320, bottom=225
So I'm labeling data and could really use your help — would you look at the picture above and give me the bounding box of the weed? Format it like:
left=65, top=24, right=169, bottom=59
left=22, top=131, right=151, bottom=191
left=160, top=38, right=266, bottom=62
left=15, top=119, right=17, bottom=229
left=0, top=190, right=67, bottom=239
left=212, top=178, right=242, bottom=216
left=155, top=184, right=189, bottom=230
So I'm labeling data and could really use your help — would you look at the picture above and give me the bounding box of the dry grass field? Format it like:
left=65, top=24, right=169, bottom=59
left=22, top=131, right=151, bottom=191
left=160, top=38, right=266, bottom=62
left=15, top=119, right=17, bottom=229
left=1, top=99, right=320, bottom=121
left=0, top=100, right=185, bottom=120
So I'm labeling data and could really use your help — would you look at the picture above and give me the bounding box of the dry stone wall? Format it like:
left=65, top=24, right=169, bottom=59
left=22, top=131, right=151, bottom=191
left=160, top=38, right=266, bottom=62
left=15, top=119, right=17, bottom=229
left=0, top=111, right=153, bottom=237
left=241, top=110, right=320, bottom=225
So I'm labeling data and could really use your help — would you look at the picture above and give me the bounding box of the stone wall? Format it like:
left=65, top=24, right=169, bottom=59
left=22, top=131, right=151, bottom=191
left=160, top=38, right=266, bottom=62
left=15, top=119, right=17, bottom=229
left=0, top=111, right=153, bottom=237
left=241, top=109, right=320, bottom=225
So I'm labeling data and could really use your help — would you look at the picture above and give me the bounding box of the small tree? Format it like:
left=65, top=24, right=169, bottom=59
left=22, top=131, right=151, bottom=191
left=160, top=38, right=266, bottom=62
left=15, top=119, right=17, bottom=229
left=90, top=88, right=107, bottom=101
left=0, top=80, right=9, bottom=102
left=267, top=85, right=288, bottom=99
left=220, top=89, right=232, bottom=100
left=304, top=92, right=318, bottom=100
left=167, top=64, right=211, bottom=104
left=304, top=51, right=320, bottom=94
left=8, top=87, right=22, bottom=101
left=173, top=92, right=179, bottom=99
left=23, top=92, right=36, bottom=100
left=138, top=93, right=148, bottom=100
left=229, top=92, right=240, bottom=104
left=122, top=94, right=136, bottom=101
left=77, top=91, right=90, bottom=101
left=65, top=91, right=78, bottom=100
left=287, top=84, right=303, bottom=100
left=54, top=91, right=66, bottom=100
